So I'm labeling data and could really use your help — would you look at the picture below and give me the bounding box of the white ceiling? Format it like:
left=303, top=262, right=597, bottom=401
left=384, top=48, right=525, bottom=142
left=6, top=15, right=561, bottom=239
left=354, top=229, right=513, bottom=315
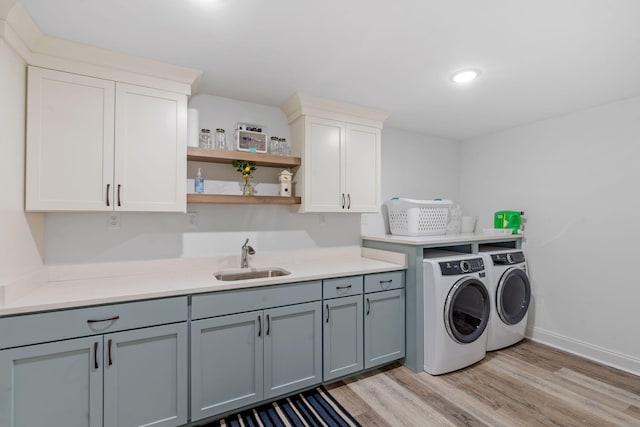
left=18, top=0, right=640, bottom=140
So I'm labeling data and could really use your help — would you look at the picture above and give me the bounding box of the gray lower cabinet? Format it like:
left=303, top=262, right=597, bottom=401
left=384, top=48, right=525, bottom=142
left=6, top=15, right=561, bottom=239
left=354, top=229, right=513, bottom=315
left=191, top=301, right=322, bottom=421
left=0, top=297, right=188, bottom=427
left=323, top=294, right=364, bottom=380
left=364, top=288, right=405, bottom=369
left=103, top=323, right=188, bottom=427
left=322, top=274, right=365, bottom=381
left=0, top=336, right=103, bottom=427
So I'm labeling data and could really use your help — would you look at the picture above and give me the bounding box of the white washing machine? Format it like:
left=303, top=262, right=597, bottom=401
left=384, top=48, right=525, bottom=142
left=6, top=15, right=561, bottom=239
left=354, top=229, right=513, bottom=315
left=479, top=248, right=531, bottom=351
left=423, top=252, right=491, bottom=375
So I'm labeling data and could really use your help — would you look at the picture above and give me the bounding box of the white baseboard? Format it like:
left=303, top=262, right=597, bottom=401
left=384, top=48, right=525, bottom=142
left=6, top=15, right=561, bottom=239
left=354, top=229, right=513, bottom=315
left=526, top=327, right=640, bottom=376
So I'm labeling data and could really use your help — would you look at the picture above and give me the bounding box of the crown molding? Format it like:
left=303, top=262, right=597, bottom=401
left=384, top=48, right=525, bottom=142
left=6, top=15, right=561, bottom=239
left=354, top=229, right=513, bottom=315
left=1, top=2, right=202, bottom=95
left=281, top=93, right=389, bottom=128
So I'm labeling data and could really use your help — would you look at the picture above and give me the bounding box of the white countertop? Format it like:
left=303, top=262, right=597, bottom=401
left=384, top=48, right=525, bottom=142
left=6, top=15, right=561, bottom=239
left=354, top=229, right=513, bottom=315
left=361, top=232, right=523, bottom=246
left=0, top=247, right=406, bottom=317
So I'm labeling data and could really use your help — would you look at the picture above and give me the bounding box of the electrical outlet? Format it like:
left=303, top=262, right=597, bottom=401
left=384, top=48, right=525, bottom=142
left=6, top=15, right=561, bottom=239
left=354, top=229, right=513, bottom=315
left=187, top=212, right=198, bottom=228
left=107, top=213, right=120, bottom=230
left=361, top=215, right=368, bottom=225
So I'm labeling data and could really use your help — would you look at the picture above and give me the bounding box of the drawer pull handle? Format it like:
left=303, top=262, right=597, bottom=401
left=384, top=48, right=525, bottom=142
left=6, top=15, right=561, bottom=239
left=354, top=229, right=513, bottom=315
left=108, top=339, right=113, bottom=366
left=93, top=342, right=99, bottom=369
left=366, top=297, right=371, bottom=316
left=258, top=315, right=262, bottom=337
left=266, top=314, right=271, bottom=336
left=87, top=315, right=120, bottom=324
left=380, top=279, right=392, bottom=289
left=336, top=285, right=352, bottom=291
left=106, top=184, right=111, bottom=207
left=326, top=304, right=330, bottom=323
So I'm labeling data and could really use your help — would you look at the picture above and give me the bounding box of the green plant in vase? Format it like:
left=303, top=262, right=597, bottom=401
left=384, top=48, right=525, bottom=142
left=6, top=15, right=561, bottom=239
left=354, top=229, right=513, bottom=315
left=232, top=160, right=256, bottom=196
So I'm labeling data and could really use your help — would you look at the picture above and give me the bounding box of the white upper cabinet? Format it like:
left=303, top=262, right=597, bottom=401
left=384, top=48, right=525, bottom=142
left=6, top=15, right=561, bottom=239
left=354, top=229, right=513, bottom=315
left=114, top=83, right=186, bottom=212
left=282, top=94, right=387, bottom=213
left=26, top=67, right=187, bottom=212
left=26, top=67, right=115, bottom=211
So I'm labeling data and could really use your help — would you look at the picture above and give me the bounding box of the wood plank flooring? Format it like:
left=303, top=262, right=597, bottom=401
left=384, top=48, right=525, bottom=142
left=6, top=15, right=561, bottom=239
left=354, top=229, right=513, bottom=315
left=326, top=340, right=640, bottom=427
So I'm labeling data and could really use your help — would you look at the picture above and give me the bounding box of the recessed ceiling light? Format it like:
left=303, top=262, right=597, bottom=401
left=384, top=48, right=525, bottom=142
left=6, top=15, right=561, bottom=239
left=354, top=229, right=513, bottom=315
left=450, top=69, right=480, bottom=84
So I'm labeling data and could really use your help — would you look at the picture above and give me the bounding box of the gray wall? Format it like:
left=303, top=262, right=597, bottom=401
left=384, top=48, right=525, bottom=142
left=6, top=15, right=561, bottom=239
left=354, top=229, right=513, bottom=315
left=459, top=95, right=640, bottom=374
left=0, top=39, right=44, bottom=285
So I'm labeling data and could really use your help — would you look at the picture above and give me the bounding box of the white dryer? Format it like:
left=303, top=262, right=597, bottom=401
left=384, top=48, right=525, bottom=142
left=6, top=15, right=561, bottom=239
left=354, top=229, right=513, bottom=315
left=479, top=249, right=531, bottom=351
left=423, top=252, right=490, bottom=375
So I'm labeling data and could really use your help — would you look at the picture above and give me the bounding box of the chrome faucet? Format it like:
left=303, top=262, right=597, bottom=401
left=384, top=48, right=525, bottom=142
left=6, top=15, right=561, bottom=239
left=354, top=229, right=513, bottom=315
left=241, top=238, right=255, bottom=269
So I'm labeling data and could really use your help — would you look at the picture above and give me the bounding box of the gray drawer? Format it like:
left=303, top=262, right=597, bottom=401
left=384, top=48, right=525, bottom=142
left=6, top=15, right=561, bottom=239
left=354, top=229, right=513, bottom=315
left=364, top=271, right=405, bottom=293
left=0, top=296, right=188, bottom=350
left=191, top=281, right=322, bottom=320
left=322, top=276, right=363, bottom=299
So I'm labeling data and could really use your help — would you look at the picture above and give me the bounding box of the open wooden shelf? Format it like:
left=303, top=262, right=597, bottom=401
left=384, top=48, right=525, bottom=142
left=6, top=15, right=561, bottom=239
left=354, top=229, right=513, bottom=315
left=187, top=147, right=301, bottom=168
left=187, top=194, right=301, bottom=205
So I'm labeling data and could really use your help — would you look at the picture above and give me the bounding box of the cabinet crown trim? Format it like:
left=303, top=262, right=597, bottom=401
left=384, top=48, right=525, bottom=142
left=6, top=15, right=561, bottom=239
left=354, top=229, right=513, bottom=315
left=281, top=93, right=389, bottom=128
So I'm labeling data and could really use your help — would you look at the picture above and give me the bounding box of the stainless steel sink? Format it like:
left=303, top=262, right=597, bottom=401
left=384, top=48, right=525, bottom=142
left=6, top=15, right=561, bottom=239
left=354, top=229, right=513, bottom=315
left=214, top=267, right=291, bottom=281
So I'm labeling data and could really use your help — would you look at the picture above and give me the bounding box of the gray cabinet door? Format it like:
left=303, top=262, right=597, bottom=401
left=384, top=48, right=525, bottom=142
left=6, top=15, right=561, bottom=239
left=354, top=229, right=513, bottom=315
left=103, top=323, right=188, bottom=427
left=264, top=302, right=322, bottom=399
left=364, top=289, right=405, bottom=369
left=0, top=336, right=103, bottom=427
left=323, top=295, right=363, bottom=381
left=191, top=312, right=263, bottom=420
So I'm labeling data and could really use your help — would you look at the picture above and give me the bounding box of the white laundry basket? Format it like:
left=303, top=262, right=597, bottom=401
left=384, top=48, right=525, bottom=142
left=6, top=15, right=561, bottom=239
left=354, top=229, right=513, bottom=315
left=387, top=198, right=452, bottom=236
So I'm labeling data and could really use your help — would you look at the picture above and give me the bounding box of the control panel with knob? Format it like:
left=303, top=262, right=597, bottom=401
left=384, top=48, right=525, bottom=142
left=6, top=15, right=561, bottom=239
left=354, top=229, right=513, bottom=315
left=439, top=258, right=484, bottom=276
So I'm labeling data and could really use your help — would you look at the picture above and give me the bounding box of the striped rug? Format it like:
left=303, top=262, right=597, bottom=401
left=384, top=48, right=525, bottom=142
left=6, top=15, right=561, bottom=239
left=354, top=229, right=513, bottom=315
left=203, top=386, right=361, bottom=427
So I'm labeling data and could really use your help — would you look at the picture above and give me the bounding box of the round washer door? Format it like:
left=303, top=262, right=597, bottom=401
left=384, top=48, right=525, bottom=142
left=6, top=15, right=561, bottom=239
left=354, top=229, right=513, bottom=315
left=444, top=277, right=490, bottom=344
left=496, top=267, right=531, bottom=325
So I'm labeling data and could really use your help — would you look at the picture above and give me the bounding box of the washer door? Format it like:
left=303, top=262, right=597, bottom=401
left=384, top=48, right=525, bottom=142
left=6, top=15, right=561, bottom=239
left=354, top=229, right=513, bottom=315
left=496, top=267, right=531, bottom=325
left=444, top=277, right=490, bottom=344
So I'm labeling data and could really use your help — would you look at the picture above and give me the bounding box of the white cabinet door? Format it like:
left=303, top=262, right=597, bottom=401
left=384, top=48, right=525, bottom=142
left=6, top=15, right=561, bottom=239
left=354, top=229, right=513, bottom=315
left=304, top=116, right=345, bottom=212
left=344, top=124, right=381, bottom=213
left=114, top=84, right=187, bottom=212
left=26, top=67, right=115, bottom=211
left=296, top=116, right=381, bottom=213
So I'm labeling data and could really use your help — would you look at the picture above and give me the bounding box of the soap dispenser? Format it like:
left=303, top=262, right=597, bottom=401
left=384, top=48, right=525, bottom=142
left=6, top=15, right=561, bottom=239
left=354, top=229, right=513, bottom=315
left=195, top=168, right=204, bottom=194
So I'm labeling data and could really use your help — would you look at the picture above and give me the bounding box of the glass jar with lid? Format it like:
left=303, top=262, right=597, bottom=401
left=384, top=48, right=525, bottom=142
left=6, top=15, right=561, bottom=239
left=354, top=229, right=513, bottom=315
left=269, top=136, right=280, bottom=155
left=199, top=129, right=212, bottom=149
left=214, top=128, right=226, bottom=150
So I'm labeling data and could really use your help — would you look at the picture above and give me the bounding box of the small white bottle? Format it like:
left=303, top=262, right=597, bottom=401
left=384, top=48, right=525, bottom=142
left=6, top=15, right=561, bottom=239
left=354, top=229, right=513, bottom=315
left=195, top=168, right=204, bottom=194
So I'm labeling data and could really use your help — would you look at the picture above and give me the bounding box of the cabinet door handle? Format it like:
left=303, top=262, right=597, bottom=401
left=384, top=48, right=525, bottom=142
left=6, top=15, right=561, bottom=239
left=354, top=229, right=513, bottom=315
left=266, top=314, right=271, bottom=336
left=341, top=193, right=345, bottom=209
left=326, top=304, right=330, bottom=323
left=106, top=184, right=111, bottom=207
left=87, top=315, right=120, bottom=324
left=347, top=193, right=351, bottom=210
left=117, top=184, right=122, bottom=207
left=93, top=342, right=99, bottom=369
left=366, top=297, right=371, bottom=316
left=380, top=279, right=392, bottom=289
left=107, top=339, right=113, bottom=366
left=258, top=315, right=262, bottom=337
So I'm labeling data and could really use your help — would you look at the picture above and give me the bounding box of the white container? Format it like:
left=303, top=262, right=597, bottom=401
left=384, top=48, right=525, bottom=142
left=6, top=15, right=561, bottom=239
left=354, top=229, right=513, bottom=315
left=387, top=198, right=452, bottom=236
left=461, top=216, right=478, bottom=233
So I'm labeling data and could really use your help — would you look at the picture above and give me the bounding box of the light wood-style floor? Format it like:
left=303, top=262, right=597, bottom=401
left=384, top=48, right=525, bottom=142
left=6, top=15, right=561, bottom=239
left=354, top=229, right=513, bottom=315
left=326, top=340, right=640, bottom=427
